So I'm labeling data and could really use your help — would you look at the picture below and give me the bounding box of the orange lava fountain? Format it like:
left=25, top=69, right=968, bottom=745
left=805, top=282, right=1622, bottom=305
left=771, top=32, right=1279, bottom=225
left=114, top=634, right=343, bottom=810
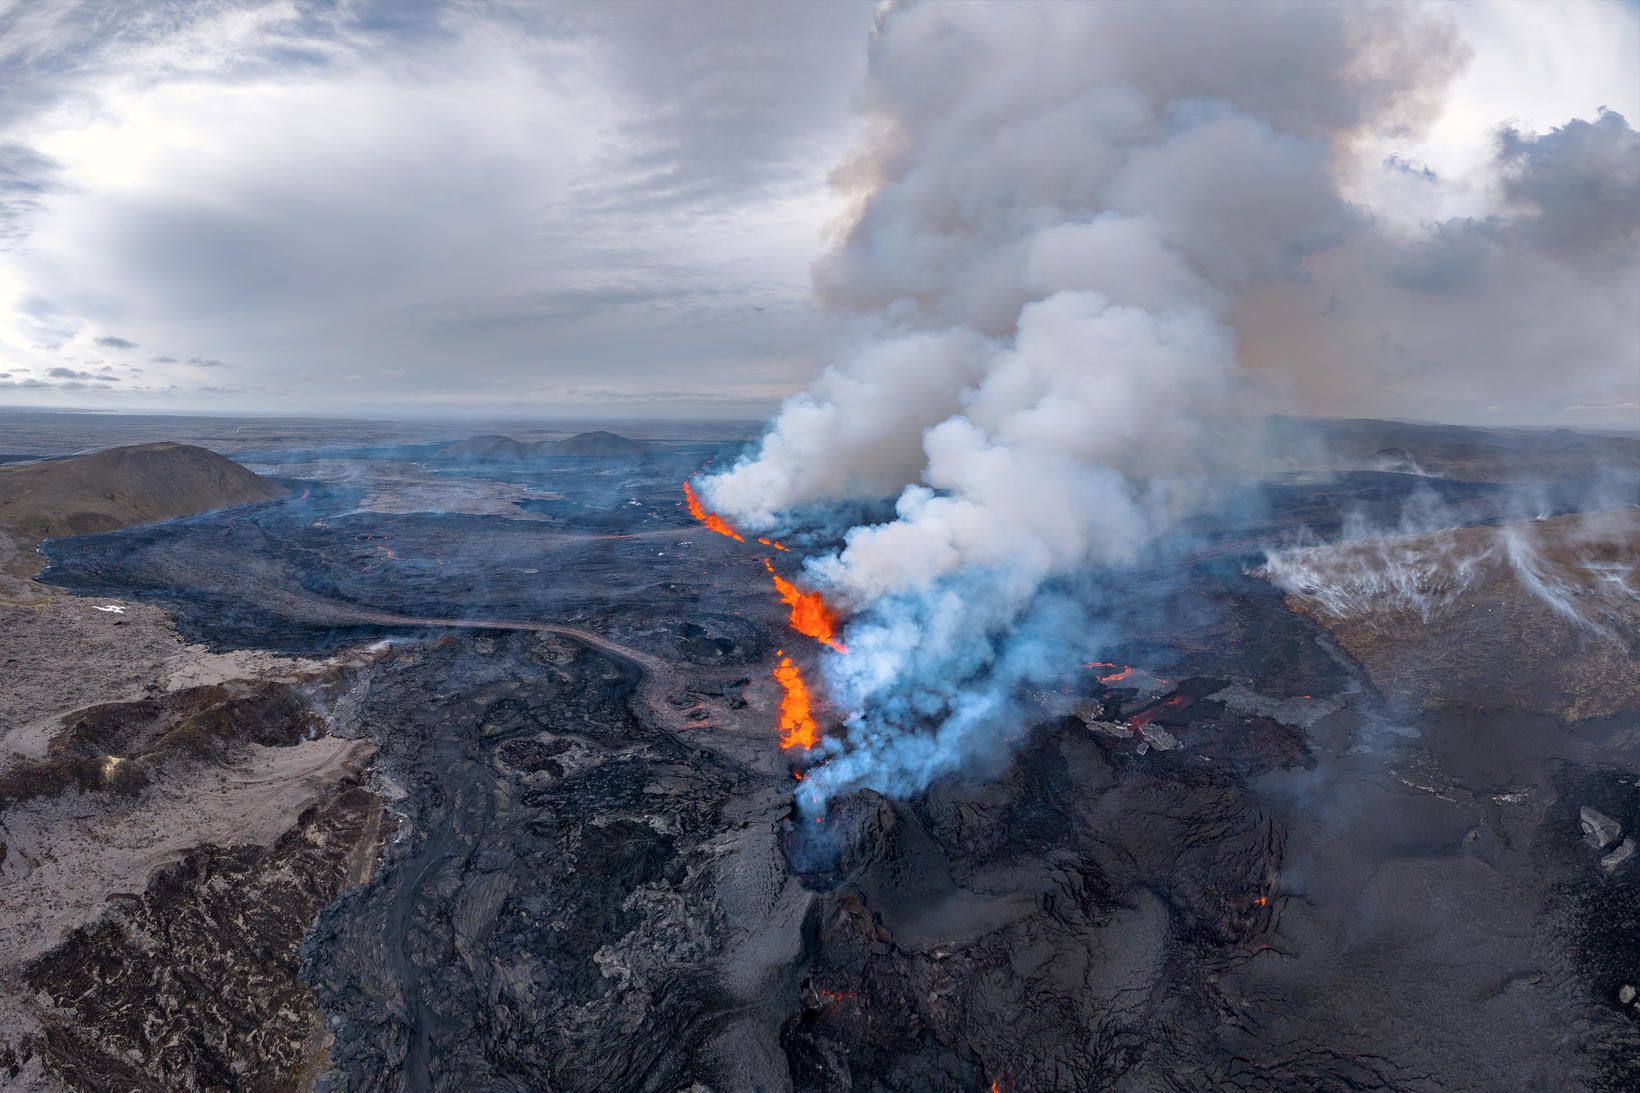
left=764, top=559, right=847, bottom=653
left=773, top=650, right=820, bottom=749
left=682, top=481, right=744, bottom=542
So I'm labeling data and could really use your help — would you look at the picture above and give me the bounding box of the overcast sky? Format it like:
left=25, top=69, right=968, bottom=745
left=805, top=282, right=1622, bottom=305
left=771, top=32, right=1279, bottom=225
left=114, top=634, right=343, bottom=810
left=0, top=0, right=1635, bottom=423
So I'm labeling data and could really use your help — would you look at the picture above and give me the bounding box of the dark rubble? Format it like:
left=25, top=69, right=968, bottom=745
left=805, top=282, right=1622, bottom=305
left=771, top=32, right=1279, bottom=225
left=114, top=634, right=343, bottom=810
left=26, top=439, right=1640, bottom=1091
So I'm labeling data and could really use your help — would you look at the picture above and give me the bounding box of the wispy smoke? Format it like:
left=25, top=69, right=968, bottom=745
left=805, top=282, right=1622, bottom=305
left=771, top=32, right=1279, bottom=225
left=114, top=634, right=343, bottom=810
left=699, top=2, right=1579, bottom=806
left=1261, top=499, right=1640, bottom=640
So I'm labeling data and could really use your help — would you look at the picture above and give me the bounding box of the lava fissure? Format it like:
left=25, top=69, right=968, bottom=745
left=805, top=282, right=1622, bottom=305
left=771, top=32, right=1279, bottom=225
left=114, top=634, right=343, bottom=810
left=684, top=481, right=845, bottom=749
left=682, top=481, right=744, bottom=542
left=764, top=558, right=847, bottom=654
left=773, top=650, right=820, bottom=750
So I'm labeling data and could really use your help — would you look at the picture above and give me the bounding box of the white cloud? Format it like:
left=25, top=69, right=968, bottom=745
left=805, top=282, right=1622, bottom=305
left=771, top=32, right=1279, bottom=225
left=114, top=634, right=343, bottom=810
left=0, top=0, right=871, bottom=414
left=0, top=0, right=1633, bottom=424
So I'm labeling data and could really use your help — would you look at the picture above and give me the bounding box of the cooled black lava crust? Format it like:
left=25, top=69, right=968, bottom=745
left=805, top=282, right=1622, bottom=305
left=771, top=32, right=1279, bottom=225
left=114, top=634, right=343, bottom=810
left=36, top=448, right=1640, bottom=1091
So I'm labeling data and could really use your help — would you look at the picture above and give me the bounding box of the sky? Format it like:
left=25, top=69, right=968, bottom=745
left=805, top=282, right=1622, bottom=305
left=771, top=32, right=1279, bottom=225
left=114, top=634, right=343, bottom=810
left=0, top=0, right=1635, bottom=424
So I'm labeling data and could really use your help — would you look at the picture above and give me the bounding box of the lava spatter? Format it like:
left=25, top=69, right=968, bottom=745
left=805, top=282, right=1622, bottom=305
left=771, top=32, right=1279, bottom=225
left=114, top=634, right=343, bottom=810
left=773, top=650, right=820, bottom=750
left=764, top=559, right=847, bottom=653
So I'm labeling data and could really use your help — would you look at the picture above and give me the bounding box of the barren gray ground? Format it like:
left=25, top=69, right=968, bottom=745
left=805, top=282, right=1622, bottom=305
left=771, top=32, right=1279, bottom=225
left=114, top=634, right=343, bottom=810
left=3, top=415, right=1639, bottom=1091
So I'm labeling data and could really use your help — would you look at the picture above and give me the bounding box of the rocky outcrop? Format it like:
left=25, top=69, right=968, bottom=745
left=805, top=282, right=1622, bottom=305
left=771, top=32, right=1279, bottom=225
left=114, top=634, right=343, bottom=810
left=18, top=783, right=380, bottom=1092
left=0, top=679, right=381, bottom=1091
left=1602, top=838, right=1636, bottom=876
left=1583, top=806, right=1623, bottom=850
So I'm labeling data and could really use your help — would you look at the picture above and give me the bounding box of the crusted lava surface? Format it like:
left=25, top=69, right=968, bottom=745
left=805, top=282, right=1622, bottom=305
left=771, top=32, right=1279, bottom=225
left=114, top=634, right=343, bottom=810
left=27, top=436, right=1640, bottom=1091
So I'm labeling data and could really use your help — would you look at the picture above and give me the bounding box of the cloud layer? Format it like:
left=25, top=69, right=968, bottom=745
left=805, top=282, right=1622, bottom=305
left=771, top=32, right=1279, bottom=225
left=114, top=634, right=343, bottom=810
left=0, top=0, right=871, bottom=413
left=0, top=0, right=1633, bottom=421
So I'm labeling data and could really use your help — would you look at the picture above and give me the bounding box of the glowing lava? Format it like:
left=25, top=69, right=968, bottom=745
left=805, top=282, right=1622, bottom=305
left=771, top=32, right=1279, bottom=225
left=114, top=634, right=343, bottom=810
left=679, top=477, right=840, bottom=750
left=764, top=559, right=847, bottom=653
left=682, top=481, right=744, bottom=542
left=1129, top=693, right=1190, bottom=729
left=773, top=650, right=820, bottom=750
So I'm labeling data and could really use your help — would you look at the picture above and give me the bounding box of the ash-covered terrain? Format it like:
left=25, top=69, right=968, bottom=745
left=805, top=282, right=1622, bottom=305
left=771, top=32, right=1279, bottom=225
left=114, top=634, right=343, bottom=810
left=4, top=414, right=1640, bottom=1091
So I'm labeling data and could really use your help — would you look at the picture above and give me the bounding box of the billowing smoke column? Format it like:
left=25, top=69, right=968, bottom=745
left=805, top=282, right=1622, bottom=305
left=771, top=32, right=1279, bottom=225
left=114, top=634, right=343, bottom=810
left=702, top=1, right=1464, bottom=807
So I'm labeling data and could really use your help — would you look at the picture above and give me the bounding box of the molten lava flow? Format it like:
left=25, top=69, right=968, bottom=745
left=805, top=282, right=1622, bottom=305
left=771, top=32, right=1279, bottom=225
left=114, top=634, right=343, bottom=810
left=757, top=536, right=789, bottom=551
left=1252, top=895, right=1268, bottom=907
left=773, top=651, right=820, bottom=750
left=1130, top=693, right=1191, bottom=729
left=682, top=481, right=744, bottom=542
left=764, top=559, right=847, bottom=653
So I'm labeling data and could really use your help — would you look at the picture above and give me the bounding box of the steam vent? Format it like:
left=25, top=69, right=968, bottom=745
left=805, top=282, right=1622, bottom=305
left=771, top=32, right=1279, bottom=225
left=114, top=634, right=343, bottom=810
left=4, top=2, right=1640, bottom=1091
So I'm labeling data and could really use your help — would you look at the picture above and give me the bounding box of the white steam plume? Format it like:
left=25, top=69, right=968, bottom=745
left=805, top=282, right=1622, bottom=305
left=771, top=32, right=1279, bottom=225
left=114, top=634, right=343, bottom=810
left=701, top=1, right=1469, bottom=806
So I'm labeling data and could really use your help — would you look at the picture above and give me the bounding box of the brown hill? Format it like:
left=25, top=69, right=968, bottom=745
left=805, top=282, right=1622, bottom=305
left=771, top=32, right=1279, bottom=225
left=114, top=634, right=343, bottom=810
left=0, top=442, right=288, bottom=576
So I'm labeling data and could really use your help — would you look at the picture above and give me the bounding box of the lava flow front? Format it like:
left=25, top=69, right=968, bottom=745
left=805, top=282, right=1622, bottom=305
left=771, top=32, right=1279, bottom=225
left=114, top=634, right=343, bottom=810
left=773, top=650, right=820, bottom=750
left=682, top=481, right=744, bottom=542
left=764, top=559, right=847, bottom=653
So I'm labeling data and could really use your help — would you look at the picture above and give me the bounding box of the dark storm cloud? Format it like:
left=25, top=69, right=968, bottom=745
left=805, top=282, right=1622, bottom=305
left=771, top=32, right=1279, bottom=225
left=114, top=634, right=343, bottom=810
left=1384, top=154, right=1438, bottom=182
left=1384, top=111, right=1640, bottom=292
left=1385, top=110, right=1640, bottom=293
left=1497, top=109, right=1640, bottom=261
left=1387, top=217, right=1506, bottom=292
left=1239, top=106, right=1640, bottom=424
left=46, top=366, right=93, bottom=380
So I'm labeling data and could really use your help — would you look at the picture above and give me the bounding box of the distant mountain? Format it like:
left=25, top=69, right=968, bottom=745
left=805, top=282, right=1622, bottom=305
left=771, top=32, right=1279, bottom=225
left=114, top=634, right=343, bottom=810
left=438, top=435, right=539, bottom=461
left=1264, top=416, right=1640, bottom=482
left=437, top=431, right=648, bottom=460
left=551, top=430, right=647, bottom=456
left=0, top=442, right=288, bottom=544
